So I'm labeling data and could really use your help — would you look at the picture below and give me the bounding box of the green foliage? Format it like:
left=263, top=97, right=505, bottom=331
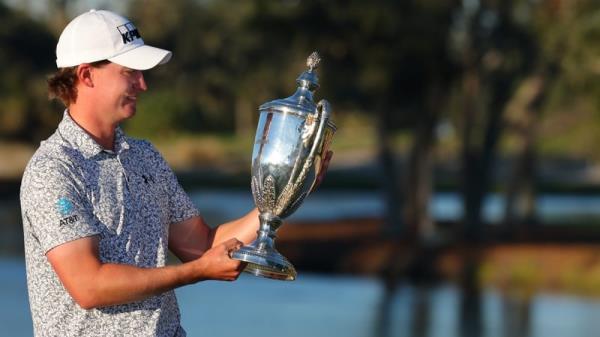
left=1, top=0, right=600, bottom=164
left=123, top=89, right=191, bottom=138
left=125, top=0, right=460, bottom=135
left=533, top=0, right=600, bottom=108
left=0, top=2, right=58, bottom=141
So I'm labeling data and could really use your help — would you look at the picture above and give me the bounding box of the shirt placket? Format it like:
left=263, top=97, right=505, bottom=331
left=116, top=153, right=130, bottom=189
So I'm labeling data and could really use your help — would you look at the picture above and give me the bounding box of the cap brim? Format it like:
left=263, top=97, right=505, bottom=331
left=108, top=45, right=172, bottom=70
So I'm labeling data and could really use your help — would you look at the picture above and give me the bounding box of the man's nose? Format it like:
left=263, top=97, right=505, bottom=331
left=136, top=71, right=148, bottom=91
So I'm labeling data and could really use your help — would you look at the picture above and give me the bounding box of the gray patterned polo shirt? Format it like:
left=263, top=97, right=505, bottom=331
left=20, top=111, right=199, bottom=337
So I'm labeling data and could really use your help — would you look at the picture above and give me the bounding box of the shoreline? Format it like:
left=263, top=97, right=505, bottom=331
left=2, top=213, right=600, bottom=297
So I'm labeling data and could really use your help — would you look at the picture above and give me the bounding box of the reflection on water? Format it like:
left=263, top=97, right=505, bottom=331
left=2, top=257, right=600, bottom=337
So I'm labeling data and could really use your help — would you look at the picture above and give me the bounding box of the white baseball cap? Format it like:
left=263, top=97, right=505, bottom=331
left=56, top=9, right=172, bottom=70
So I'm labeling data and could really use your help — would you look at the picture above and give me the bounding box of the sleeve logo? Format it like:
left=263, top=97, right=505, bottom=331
left=56, top=197, right=74, bottom=216
left=56, top=197, right=79, bottom=226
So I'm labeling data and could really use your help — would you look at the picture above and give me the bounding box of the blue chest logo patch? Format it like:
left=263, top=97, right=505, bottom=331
left=56, top=197, right=74, bottom=216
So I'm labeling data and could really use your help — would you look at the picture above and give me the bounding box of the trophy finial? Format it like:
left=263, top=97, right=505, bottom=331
left=307, top=51, right=321, bottom=72
left=296, top=52, right=321, bottom=91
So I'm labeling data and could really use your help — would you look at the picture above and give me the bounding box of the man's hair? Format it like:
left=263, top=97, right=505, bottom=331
left=47, top=60, right=110, bottom=107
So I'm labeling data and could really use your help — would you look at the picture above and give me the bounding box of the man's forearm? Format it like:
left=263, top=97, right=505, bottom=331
left=169, top=209, right=260, bottom=263
left=79, top=261, right=196, bottom=309
left=48, top=235, right=244, bottom=310
left=211, top=208, right=260, bottom=246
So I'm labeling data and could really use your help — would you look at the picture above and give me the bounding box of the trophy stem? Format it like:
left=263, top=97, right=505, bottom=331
left=230, top=213, right=297, bottom=281
left=255, top=213, right=278, bottom=249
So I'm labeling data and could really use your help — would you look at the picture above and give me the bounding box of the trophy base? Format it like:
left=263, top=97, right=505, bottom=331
left=231, top=245, right=297, bottom=281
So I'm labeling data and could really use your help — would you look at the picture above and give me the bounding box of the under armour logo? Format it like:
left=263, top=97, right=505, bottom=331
left=117, top=23, right=141, bottom=44
left=142, top=174, right=155, bottom=184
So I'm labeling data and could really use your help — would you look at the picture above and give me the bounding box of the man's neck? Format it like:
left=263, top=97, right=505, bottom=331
left=68, top=105, right=116, bottom=151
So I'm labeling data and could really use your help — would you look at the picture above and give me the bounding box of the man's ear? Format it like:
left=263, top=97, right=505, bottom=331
left=76, top=64, right=94, bottom=88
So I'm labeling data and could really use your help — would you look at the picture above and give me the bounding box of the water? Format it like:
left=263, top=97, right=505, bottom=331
left=5, top=189, right=600, bottom=255
left=3, top=257, right=600, bottom=337
left=4, top=190, right=600, bottom=336
left=177, top=272, right=381, bottom=337
left=0, top=258, right=32, bottom=337
left=1, top=256, right=381, bottom=337
left=191, top=189, right=600, bottom=225
left=4, top=189, right=600, bottom=232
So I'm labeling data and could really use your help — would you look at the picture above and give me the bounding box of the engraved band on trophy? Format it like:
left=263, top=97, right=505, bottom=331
left=230, top=52, right=336, bottom=281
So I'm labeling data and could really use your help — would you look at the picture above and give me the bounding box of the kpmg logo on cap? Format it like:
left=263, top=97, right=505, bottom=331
left=117, top=22, right=141, bottom=44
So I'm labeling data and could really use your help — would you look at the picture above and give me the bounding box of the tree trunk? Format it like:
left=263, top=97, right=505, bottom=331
left=504, top=70, right=554, bottom=234
left=461, top=68, right=485, bottom=241
left=377, top=105, right=403, bottom=237
left=460, top=250, right=483, bottom=337
left=406, top=85, right=442, bottom=240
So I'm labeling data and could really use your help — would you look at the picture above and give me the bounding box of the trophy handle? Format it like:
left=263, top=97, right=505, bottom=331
left=305, top=99, right=331, bottom=193
left=272, top=99, right=331, bottom=216
left=310, top=99, right=331, bottom=158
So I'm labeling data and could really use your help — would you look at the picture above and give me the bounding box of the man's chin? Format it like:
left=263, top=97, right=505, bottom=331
left=122, top=106, right=137, bottom=119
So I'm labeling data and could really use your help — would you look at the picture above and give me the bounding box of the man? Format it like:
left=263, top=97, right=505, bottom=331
left=21, top=9, right=330, bottom=337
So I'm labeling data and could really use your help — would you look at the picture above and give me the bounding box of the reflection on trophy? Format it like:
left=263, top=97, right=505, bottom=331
left=230, top=52, right=336, bottom=280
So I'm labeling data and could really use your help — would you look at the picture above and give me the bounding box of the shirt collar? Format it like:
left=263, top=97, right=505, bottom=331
left=57, top=110, right=130, bottom=158
left=114, top=127, right=131, bottom=153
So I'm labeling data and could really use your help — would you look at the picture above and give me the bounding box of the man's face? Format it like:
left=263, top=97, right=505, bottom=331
left=91, top=62, right=147, bottom=122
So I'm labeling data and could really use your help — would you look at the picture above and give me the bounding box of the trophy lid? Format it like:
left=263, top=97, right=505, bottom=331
left=259, top=52, right=322, bottom=117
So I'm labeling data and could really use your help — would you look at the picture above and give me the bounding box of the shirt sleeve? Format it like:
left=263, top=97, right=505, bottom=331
left=146, top=143, right=200, bottom=224
left=21, top=157, right=100, bottom=254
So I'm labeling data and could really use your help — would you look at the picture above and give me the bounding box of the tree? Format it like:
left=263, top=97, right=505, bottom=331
left=452, top=0, right=535, bottom=241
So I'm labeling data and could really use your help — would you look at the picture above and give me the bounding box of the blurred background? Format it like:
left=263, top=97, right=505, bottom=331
left=1, top=0, right=600, bottom=336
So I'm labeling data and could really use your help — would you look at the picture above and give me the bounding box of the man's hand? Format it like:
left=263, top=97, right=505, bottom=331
left=192, top=238, right=246, bottom=282
left=312, top=150, right=333, bottom=192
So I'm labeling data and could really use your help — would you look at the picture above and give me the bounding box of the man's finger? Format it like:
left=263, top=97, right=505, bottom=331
left=223, top=238, right=243, bottom=258
left=236, top=261, right=248, bottom=272
left=223, top=238, right=240, bottom=250
left=313, top=151, right=333, bottom=192
left=325, top=150, right=333, bottom=162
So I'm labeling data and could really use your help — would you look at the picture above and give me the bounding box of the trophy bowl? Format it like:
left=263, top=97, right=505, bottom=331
left=231, top=52, right=336, bottom=280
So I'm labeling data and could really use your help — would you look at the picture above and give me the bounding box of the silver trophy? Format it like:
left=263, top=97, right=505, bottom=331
left=231, top=52, right=336, bottom=281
